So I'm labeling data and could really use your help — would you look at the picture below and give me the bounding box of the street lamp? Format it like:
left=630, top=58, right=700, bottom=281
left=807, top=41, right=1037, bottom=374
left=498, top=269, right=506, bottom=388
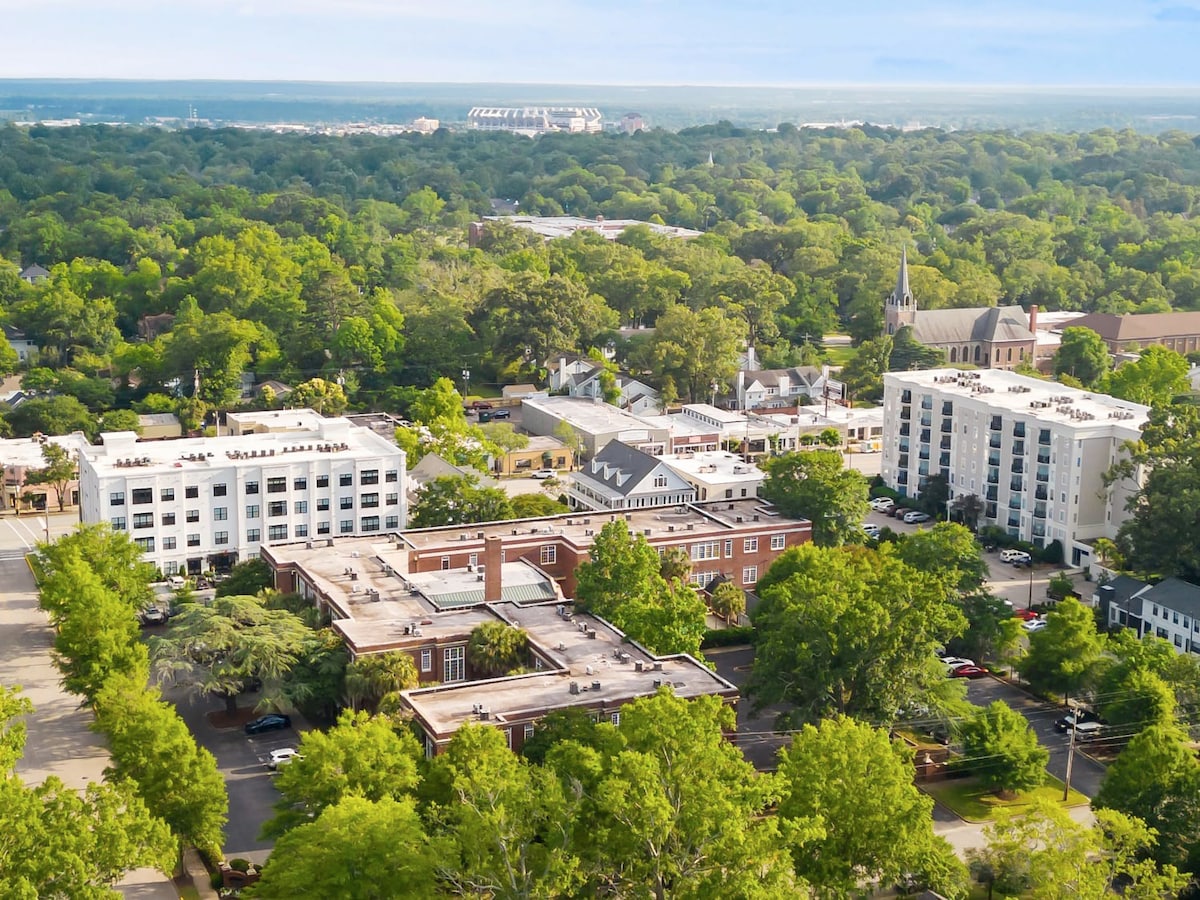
left=461, top=368, right=470, bottom=398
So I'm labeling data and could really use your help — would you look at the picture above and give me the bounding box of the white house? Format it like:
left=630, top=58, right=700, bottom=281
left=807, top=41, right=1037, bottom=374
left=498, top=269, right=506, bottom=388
left=1103, top=576, right=1200, bottom=655
left=882, top=369, right=1149, bottom=567
left=3, top=325, right=39, bottom=363
left=78, top=414, right=405, bottom=575
left=567, top=441, right=695, bottom=512
left=733, top=366, right=823, bottom=410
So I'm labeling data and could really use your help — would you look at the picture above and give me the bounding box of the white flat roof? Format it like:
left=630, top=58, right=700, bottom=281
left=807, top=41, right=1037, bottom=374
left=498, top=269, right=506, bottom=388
left=885, top=369, right=1149, bottom=429
left=521, top=396, right=663, bottom=435
left=658, top=451, right=763, bottom=485
left=0, top=433, right=90, bottom=468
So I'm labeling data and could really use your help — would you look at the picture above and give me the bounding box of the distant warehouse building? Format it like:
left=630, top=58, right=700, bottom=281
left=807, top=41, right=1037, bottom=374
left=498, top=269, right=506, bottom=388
left=466, top=107, right=603, bottom=136
left=881, top=369, right=1148, bottom=568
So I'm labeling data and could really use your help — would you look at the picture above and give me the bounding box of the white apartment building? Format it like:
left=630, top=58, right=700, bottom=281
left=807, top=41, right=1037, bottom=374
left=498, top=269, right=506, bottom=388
left=882, top=369, right=1148, bottom=567
left=79, top=415, right=405, bottom=575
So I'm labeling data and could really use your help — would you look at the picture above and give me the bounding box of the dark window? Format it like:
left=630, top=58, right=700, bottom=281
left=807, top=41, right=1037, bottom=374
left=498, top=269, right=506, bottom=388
left=268, top=525, right=288, bottom=541
left=109, top=492, right=125, bottom=506
left=317, top=498, right=330, bottom=511
left=339, top=474, right=353, bottom=487
left=214, top=531, right=229, bottom=545
left=317, top=521, right=330, bottom=535
left=185, top=486, right=198, bottom=499
left=161, top=512, right=175, bottom=526
left=385, top=470, right=398, bottom=483
left=131, top=488, right=153, bottom=505
left=186, top=510, right=200, bottom=523
left=160, top=488, right=175, bottom=502
left=213, top=483, right=227, bottom=497
left=246, top=528, right=261, bottom=542
left=361, top=516, right=381, bottom=532
left=386, top=516, right=399, bottom=529
left=134, top=537, right=154, bottom=552
left=293, top=477, right=307, bottom=491
left=360, top=493, right=379, bottom=508
left=268, top=501, right=287, bottom=517
left=133, top=513, right=153, bottom=529
left=360, top=470, right=379, bottom=485
left=245, top=480, right=259, bottom=495
left=316, top=475, right=329, bottom=488
left=267, top=477, right=286, bottom=493
left=340, top=496, right=354, bottom=510
left=187, top=534, right=201, bottom=547
left=340, top=519, right=354, bottom=534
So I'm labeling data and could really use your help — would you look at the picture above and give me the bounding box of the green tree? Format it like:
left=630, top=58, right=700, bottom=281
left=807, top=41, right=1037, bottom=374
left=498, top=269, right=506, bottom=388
left=1101, top=345, right=1191, bottom=407
left=839, top=335, right=892, bottom=402
left=409, top=474, right=515, bottom=528
left=647, top=304, right=746, bottom=402
left=97, top=408, right=143, bottom=434
left=657, top=545, right=692, bottom=582
left=896, top=521, right=988, bottom=594
left=750, top=544, right=966, bottom=725
left=759, top=449, right=870, bottom=546
left=214, top=557, right=274, bottom=598
left=510, top=493, right=568, bottom=518
left=150, top=592, right=310, bottom=716
left=519, top=707, right=617, bottom=766
left=709, top=580, right=747, bottom=625
left=265, top=710, right=423, bottom=837
left=1018, top=597, right=1105, bottom=703
left=776, top=716, right=965, bottom=897
left=466, top=622, right=529, bottom=678
left=93, top=673, right=228, bottom=856
left=287, top=376, right=348, bottom=415
left=953, top=591, right=1024, bottom=672
left=1100, top=667, right=1177, bottom=736
left=957, top=701, right=1048, bottom=795
left=1094, top=722, right=1200, bottom=873
left=5, top=394, right=97, bottom=438
left=250, top=796, right=441, bottom=900
left=1053, top=326, right=1111, bottom=386
left=22, top=441, right=78, bottom=512
left=37, top=525, right=156, bottom=618
left=282, top=628, right=350, bottom=723
left=477, top=421, right=529, bottom=452
left=343, top=652, right=419, bottom=712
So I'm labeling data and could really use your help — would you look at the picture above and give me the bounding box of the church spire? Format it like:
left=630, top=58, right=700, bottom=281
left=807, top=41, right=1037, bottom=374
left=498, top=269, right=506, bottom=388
left=892, top=246, right=913, bottom=308
left=884, top=246, right=916, bottom=336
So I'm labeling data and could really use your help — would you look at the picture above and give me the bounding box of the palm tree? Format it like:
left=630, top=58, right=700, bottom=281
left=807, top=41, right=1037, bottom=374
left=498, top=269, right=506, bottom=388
left=1092, top=537, right=1123, bottom=571
left=344, top=652, right=419, bottom=711
left=710, top=581, right=747, bottom=626
left=950, top=493, right=985, bottom=531
left=466, top=622, right=528, bottom=678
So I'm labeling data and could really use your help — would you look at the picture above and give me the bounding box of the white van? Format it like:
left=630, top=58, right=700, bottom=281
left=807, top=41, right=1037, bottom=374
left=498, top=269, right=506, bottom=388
left=1000, top=548, right=1032, bottom=564
left=1074, top=721, right=1104, bottom=742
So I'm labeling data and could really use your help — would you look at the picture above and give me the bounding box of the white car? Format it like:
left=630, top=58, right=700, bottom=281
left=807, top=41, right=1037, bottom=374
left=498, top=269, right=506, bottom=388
left=530, top=470, right=556, bottom=480
left=267, top=748, right=303, bottom=769
left=902, top=511, right=931, bottom=524
left=862, top=523, right=882, bottom=539
left=1022, top=618, right=1048, bottom=632
left=940, top=656, right=975, bottom=669
left=1000, top=548, right=1033, bottom=564
left=869, top=497, right=895, bottom=512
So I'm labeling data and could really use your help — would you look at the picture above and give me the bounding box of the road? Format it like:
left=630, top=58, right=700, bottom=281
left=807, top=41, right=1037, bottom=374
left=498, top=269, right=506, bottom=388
left=0, top=511, right=176, bottom=898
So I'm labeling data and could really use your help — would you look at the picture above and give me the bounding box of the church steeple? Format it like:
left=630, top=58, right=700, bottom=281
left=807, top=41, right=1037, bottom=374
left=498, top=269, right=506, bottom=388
left=884, top=247, right=916, bottom=335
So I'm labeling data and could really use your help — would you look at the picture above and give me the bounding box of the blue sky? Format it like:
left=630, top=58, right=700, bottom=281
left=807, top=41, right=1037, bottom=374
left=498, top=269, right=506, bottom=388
left=3, top=0, right=1200, bottom=85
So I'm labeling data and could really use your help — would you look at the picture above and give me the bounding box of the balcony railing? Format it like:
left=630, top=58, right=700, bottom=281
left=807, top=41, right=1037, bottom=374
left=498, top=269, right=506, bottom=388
left=1010, top=478, right=1024, bottom=492
left=1035, top=486, right=1049, bottom=501
left=985, top=486, right=998, bottom=502
left=940, top=436, right=952, bottom=450
left=900, top=424, right=910, bottom=437
left=900, top=408, right=911, bottom=420
left=989, top=436, right=1002, bottom=449
left=1034, top=503, right=1047, bottom=519
left=1037, top=451, right=1051, bottom=465
left=1011, top=461, right=1025, bottom=474
left=1013, top=424, right=1026, bottom=438
left=988, top=453, right=1001, bottom=467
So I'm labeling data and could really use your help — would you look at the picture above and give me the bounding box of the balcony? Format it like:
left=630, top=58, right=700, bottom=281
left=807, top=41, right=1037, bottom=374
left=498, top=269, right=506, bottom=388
left=918, top=462, right=930, bottom=477
left=899, top=454, right=909, bottom=468
left=1010, top=477, right=1024, bottom=492
left=900, top=424, right=910, bottom=437
left=1038, top=429, right=1051, bottom=446
left=918, top=450, right=930, bottom=461
left=942, top=402, right=953, bottom=416
left=1008, top=514, right=1021, bottom=529
left=986, top=471, right=1000, bottom=485
left=898, top=472, right=909, bottom=485
left=1008, top=497, right=1022, bottom=510
left=920, top=429, right=931, bottom=444
left=1013, top=440, right=1025, bottom=457
left=940, top=454, right=951, bottom=469
left=1013, top=423, right=1026, bottom=438
left=1011, top=460, right=1024, bottom=475
left=990, top=416, right=1003, bottom=431
left=989, top=435, right=1002, bottom=449
left=920, top=397, right=933, bottom=410
left=901, top=390, right=912, bottom=404
left=988, top=452, right=1001, bottom=467
left=1035, top=485, right=1049, bottom=501
left=940, top=436, right=952, bottom=450
left=900, top=407, right=911, bottom=421
left=941, top=420, right=952, bottom=433
left=985, top=486, right=998, bottom=502
left=1032, top=523, right=1047, bottom=538
left=1036, top=466, right=1050, bottom=483
left=899, top=439, right=910, bottom=453
left=1034, top=503, right=1047, bottom=519
left=1037, top=450, right=1051, bottom=465
left=986, top=502, right=998, bottom=520
left=919, top=414, right=932, bottom=428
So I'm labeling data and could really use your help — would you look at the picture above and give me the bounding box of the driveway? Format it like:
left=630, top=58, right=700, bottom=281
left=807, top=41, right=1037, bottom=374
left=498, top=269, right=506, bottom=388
left=0, top=514, right=176, bottom=899
left=708, top=645, right=794, bottom=771
left=964, top=676, right=1105, bottom=799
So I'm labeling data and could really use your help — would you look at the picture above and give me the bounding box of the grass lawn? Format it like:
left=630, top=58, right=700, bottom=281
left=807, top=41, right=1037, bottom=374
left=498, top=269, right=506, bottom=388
left=922, top=775, right=1089, bottom=823
left=823, top=344, right=856, bottom=366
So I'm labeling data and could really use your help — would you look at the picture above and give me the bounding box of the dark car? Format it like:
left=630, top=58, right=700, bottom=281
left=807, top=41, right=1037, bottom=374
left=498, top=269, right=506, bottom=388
left=245, top=713, right=291, bottom=735
left=1054, top=709, right=1101, bottom=732
left=491, top=409, right=511, bottom=420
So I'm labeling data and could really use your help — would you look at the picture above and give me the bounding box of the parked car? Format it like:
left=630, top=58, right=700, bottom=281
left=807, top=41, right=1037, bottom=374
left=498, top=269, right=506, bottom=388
left=862, top=523, right=882, bottom=539
left=1022, top=618, right=1048, bottom=632
left=467, top=401, right=493, bottom=411
left=902, top=511, right=931, bottom=524
left=1000, top=548, right=1033, bottom=564
left=267, top=748, right=302, bottom=769
left=949, top=664, right=990, bottom=678
left=1013, top=608, right=1041, bottom=621
left=940, top=656, right=975, bottom=669
left=167, top=575, right=186, bottom=589
left=869, top=496, right=895, bottom=512
left=1054, top=710, right=1102, bottom=733
left=138, top=606, right=168, bottom=626
left=491, top=409, right=511, bottom=420
left=245, top=713, right=291, bottom=735
left=530, top=469, right=556, bottom=480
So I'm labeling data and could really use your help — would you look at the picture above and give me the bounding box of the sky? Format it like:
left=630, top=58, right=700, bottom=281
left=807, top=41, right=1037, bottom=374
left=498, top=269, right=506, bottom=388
left=3, top=0, right=1200, bottom=86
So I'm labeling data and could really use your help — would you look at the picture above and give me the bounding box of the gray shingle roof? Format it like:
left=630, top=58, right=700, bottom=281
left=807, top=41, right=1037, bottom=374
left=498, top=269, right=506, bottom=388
left=583, top=441, right=661, bottom=496
left=1099, top=574, right=1150, bottom=618
left=911, top=306, right=1034, bottom=346
left=1143, top=577, right=1200, bottom=620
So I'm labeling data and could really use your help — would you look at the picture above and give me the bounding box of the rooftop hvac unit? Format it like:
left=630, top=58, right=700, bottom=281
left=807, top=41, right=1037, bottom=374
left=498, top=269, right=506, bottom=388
left=668, top=525, right=675, bottom=532
left=643, top=528, right=652, bottom=536
left=557, top=642, right=567, bottom=651
left=586, top=665, right=594, bottom=675
left=476, top=574, right=484, bottom=582
left=591, top=681, right=601, bottom=692
left=652, top=679, right=662, bottom=688
left=635, top=661, right=644, bottom=672
left=652, top=661, right=663, bottom=672
left=569, top=681, right=580, bottom=695
left=735, top=516, right=744, bottom=523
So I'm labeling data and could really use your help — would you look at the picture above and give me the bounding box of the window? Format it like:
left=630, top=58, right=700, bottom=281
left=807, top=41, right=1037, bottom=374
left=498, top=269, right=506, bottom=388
left=317, top=522, right=330, bottom=535
left=540, top=545, right=557, bottom=565
left=744, top=538, right=758, bottom=553
left=187, top=534, right=200, bottom=547
left=524, top=723, right=535, bottom=741
left=361, top=516, right=380, bottom=532
left=653, top=474, right=668, bottom=488
left=245, top=481, right=259, bottom=495
left=133, top=512, right=154, bottom=529
left=360, top=493, right=379, bottom=508
left=770, top=534, right=786, bottom=551
left=131, top=488, right=153, bottom=505
left=340, top=520, right=354, bottom=534
left=293, top=477, right=307, bottom=491
left=385, top=493, right=398, bottom=506
left=691, top=541, right=720, bottom=561
left=360, top=469, right=379, bottom=485
left=725, top=539, right=734, bottom=558
left=317, top=498, right=330, bottom=511
left=268, top=525, right=288, bottom=541
left=444, top=647, right=465, bottom=682
left=214, top=531, right=229, bottom=545
left=295, top=524, right=308, bottom=538
left=110, top=516, right=126, bottom=530
left=186, top=509, right=200, bottom=523
left=267, top=477, right=286, bottom=493
left=213, top=507, right=228, bottom=521
left=385, top=470, right=398, bottom=483
left=1174, top=611, right=1180, bottom=625
left=339, top=473, right=353, bottom=487
left=160, top=488, right=175, bottom=502
left=420, top=649, right=432, bottom=672
left=1176, top=634, right=1184, bottom=648
left=743, top=566, right=758, bottom=585
left=134, top=537, right=154, bottom=552
left=185, top=486, right=198, bottom=499
left=162, top=536, right=176, bottom=550
left=340, top=496, right=354, bottom=510
left=689, top=570, right=720, bottom=587
left=246, top=528, right=261, bottom=542
left=162, top=512, right=175, bottom=526
left=316, top=475, right=329, bottom=488
left=213, top=483, right=227, bottom=497
left=268, top=501, right=287, bottom=517
left=610, top=712, right=620, bottom=726
left=294, top=500, right=308, bottom=514
left=386, top=516, right=399, bottom=529
left=109, top=491, right=125, bottom=506
left=441, top=556, right=451, bottom=570
left=246, top=505, right=260, bottom=519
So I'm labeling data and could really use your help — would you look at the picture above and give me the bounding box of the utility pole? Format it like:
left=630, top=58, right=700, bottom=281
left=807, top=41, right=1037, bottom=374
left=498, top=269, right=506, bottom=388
left=1027, top=562, right=1035, bottom=610
left=1063, top=701, right=1078, bottom=802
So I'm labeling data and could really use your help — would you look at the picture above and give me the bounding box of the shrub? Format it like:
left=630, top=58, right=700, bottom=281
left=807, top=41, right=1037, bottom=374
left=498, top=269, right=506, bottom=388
left=1039, top=539, right=1064, bottom=565
left=230, top=858, right=251, bottom=873
left=701, top=625, right=756, bottom=648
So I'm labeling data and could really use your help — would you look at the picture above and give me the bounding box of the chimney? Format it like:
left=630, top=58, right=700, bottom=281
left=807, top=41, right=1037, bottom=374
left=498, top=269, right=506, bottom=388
left=483, top=535, right=503, bottom=603
left=1028, top=304, right=1038, bottom=333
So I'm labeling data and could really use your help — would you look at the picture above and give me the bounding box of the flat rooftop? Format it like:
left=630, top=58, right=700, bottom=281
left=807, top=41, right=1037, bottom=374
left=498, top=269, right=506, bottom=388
left=482, top=215, right=701, bottom=241
left=0, top=433, right=90, bottom=468
left=521, top=396, right=664, bottom=435
left=82, top=417, right=398, bottom=476
left=658, top=451, right=763, bottom=485
left=885, top=369, right=1150, bottom=430
left=402, top=601, right=736, bottom=735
